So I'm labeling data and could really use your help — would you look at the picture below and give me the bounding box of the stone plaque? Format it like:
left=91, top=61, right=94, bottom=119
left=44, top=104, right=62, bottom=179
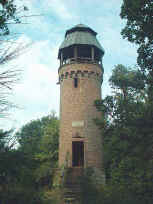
left=72, top=120, right=84, bottom=127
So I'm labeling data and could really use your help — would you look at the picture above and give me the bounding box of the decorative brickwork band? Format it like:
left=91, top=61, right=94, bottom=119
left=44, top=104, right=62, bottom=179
left=59, top=69, right=103, bottom=84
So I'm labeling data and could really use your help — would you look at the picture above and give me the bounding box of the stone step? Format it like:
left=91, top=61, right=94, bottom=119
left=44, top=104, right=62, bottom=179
left=64, top=192, right=77, bottom=197
left=64, top=183, right=80, bottom=187
left=64, top=182, right=81, bottom=185
left=64, top=191, right=80, bottom=196
left=64, top=186, right=81, bottom=192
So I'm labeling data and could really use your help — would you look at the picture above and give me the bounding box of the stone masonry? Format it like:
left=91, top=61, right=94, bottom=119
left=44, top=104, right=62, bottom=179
left=58, top=62, right=104, bottom=170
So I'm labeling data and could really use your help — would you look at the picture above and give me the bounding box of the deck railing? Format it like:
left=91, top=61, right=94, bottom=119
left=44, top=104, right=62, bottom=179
left=60, top=57, right=102, bottom=67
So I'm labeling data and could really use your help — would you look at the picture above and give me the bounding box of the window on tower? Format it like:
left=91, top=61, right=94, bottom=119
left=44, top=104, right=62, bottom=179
left=74, top=77, right=78, bottom=88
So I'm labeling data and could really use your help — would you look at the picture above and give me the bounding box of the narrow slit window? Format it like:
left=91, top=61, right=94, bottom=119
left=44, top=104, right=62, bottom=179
left=74, top=78, right=78, bottom=88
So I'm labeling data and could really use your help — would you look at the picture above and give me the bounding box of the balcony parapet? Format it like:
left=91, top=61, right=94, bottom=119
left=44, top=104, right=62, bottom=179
left=59, top=57, right=103, bottom=72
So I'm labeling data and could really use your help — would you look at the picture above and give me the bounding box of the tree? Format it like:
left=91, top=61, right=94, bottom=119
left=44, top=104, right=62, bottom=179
left=95, top=64, right=153, bottom=202
left=16, top=113, right=59, bottom=184
left=0, top=129, right=42, bottom=204
left=120, top=0, right=153, bottom=71
left=16, top=115, right=54, bottom=155
left=16, top=119, right=44, bottom=154
left=0, top=0, right=29, bottom=117
left=34, top=115, right=59, bottom=186
left=0, top=113, right=59, bottom=203
left=120, top=0, right=153, bottom=103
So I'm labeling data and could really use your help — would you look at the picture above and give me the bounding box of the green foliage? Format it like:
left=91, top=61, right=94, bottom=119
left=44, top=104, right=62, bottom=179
left=16, top=114, right=58, bottom=155
left=0, top=2, right=60, bottom=203
left=0, top=129, right=42, bottom=203
left=0, top=0, right=17, bottom=35
left=120, top=0, right=153, bottom=71
left=80, top=174, right=101, bottom=204
left=0, top=0, right=28, bottom=35
left=120, top=0, right=153, bottom=103
left=109, top=64, right=145, bottom=92
left=16, top=119, right=45, bottom=155
left=34, top=115, right=59, bottom=185
left=0, top=129, right=13, bottom=151
left=79, top=171, right=151, bottom=204
left=95, top=64, right=153, bottom=203
left=0, top=113, right=59, bottom=203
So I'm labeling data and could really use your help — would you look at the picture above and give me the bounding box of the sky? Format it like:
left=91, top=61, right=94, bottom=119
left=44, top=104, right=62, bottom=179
left=1, top=0, right=138, bottom=130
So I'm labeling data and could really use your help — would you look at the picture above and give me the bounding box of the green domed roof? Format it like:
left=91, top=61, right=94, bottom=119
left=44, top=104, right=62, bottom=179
left=73, top=24, right=89, bottom=28
left=58, top=24, right=104, bottom=58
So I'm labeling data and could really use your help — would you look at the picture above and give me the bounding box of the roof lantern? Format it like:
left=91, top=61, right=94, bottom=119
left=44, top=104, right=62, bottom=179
left=58, top=24, right=105, bottom=67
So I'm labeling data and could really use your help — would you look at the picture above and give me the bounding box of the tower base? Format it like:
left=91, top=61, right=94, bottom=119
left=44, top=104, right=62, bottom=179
left=52, top=167, right=105, bottom=204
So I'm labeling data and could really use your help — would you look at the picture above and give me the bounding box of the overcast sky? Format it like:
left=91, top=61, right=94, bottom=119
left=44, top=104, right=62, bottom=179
left=1, top=0, right=138, bottom=130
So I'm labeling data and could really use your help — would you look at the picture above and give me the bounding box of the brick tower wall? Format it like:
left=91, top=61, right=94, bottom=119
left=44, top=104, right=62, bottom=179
left=59, top=63, right=104, bottom=170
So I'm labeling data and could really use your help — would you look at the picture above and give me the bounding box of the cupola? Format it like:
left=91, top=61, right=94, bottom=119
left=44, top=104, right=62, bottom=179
left=58, top=24, right=105, bottom=67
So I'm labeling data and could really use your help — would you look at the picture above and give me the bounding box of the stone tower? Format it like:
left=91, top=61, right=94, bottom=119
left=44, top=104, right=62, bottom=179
left=58, top=24, right=105, bottom=183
